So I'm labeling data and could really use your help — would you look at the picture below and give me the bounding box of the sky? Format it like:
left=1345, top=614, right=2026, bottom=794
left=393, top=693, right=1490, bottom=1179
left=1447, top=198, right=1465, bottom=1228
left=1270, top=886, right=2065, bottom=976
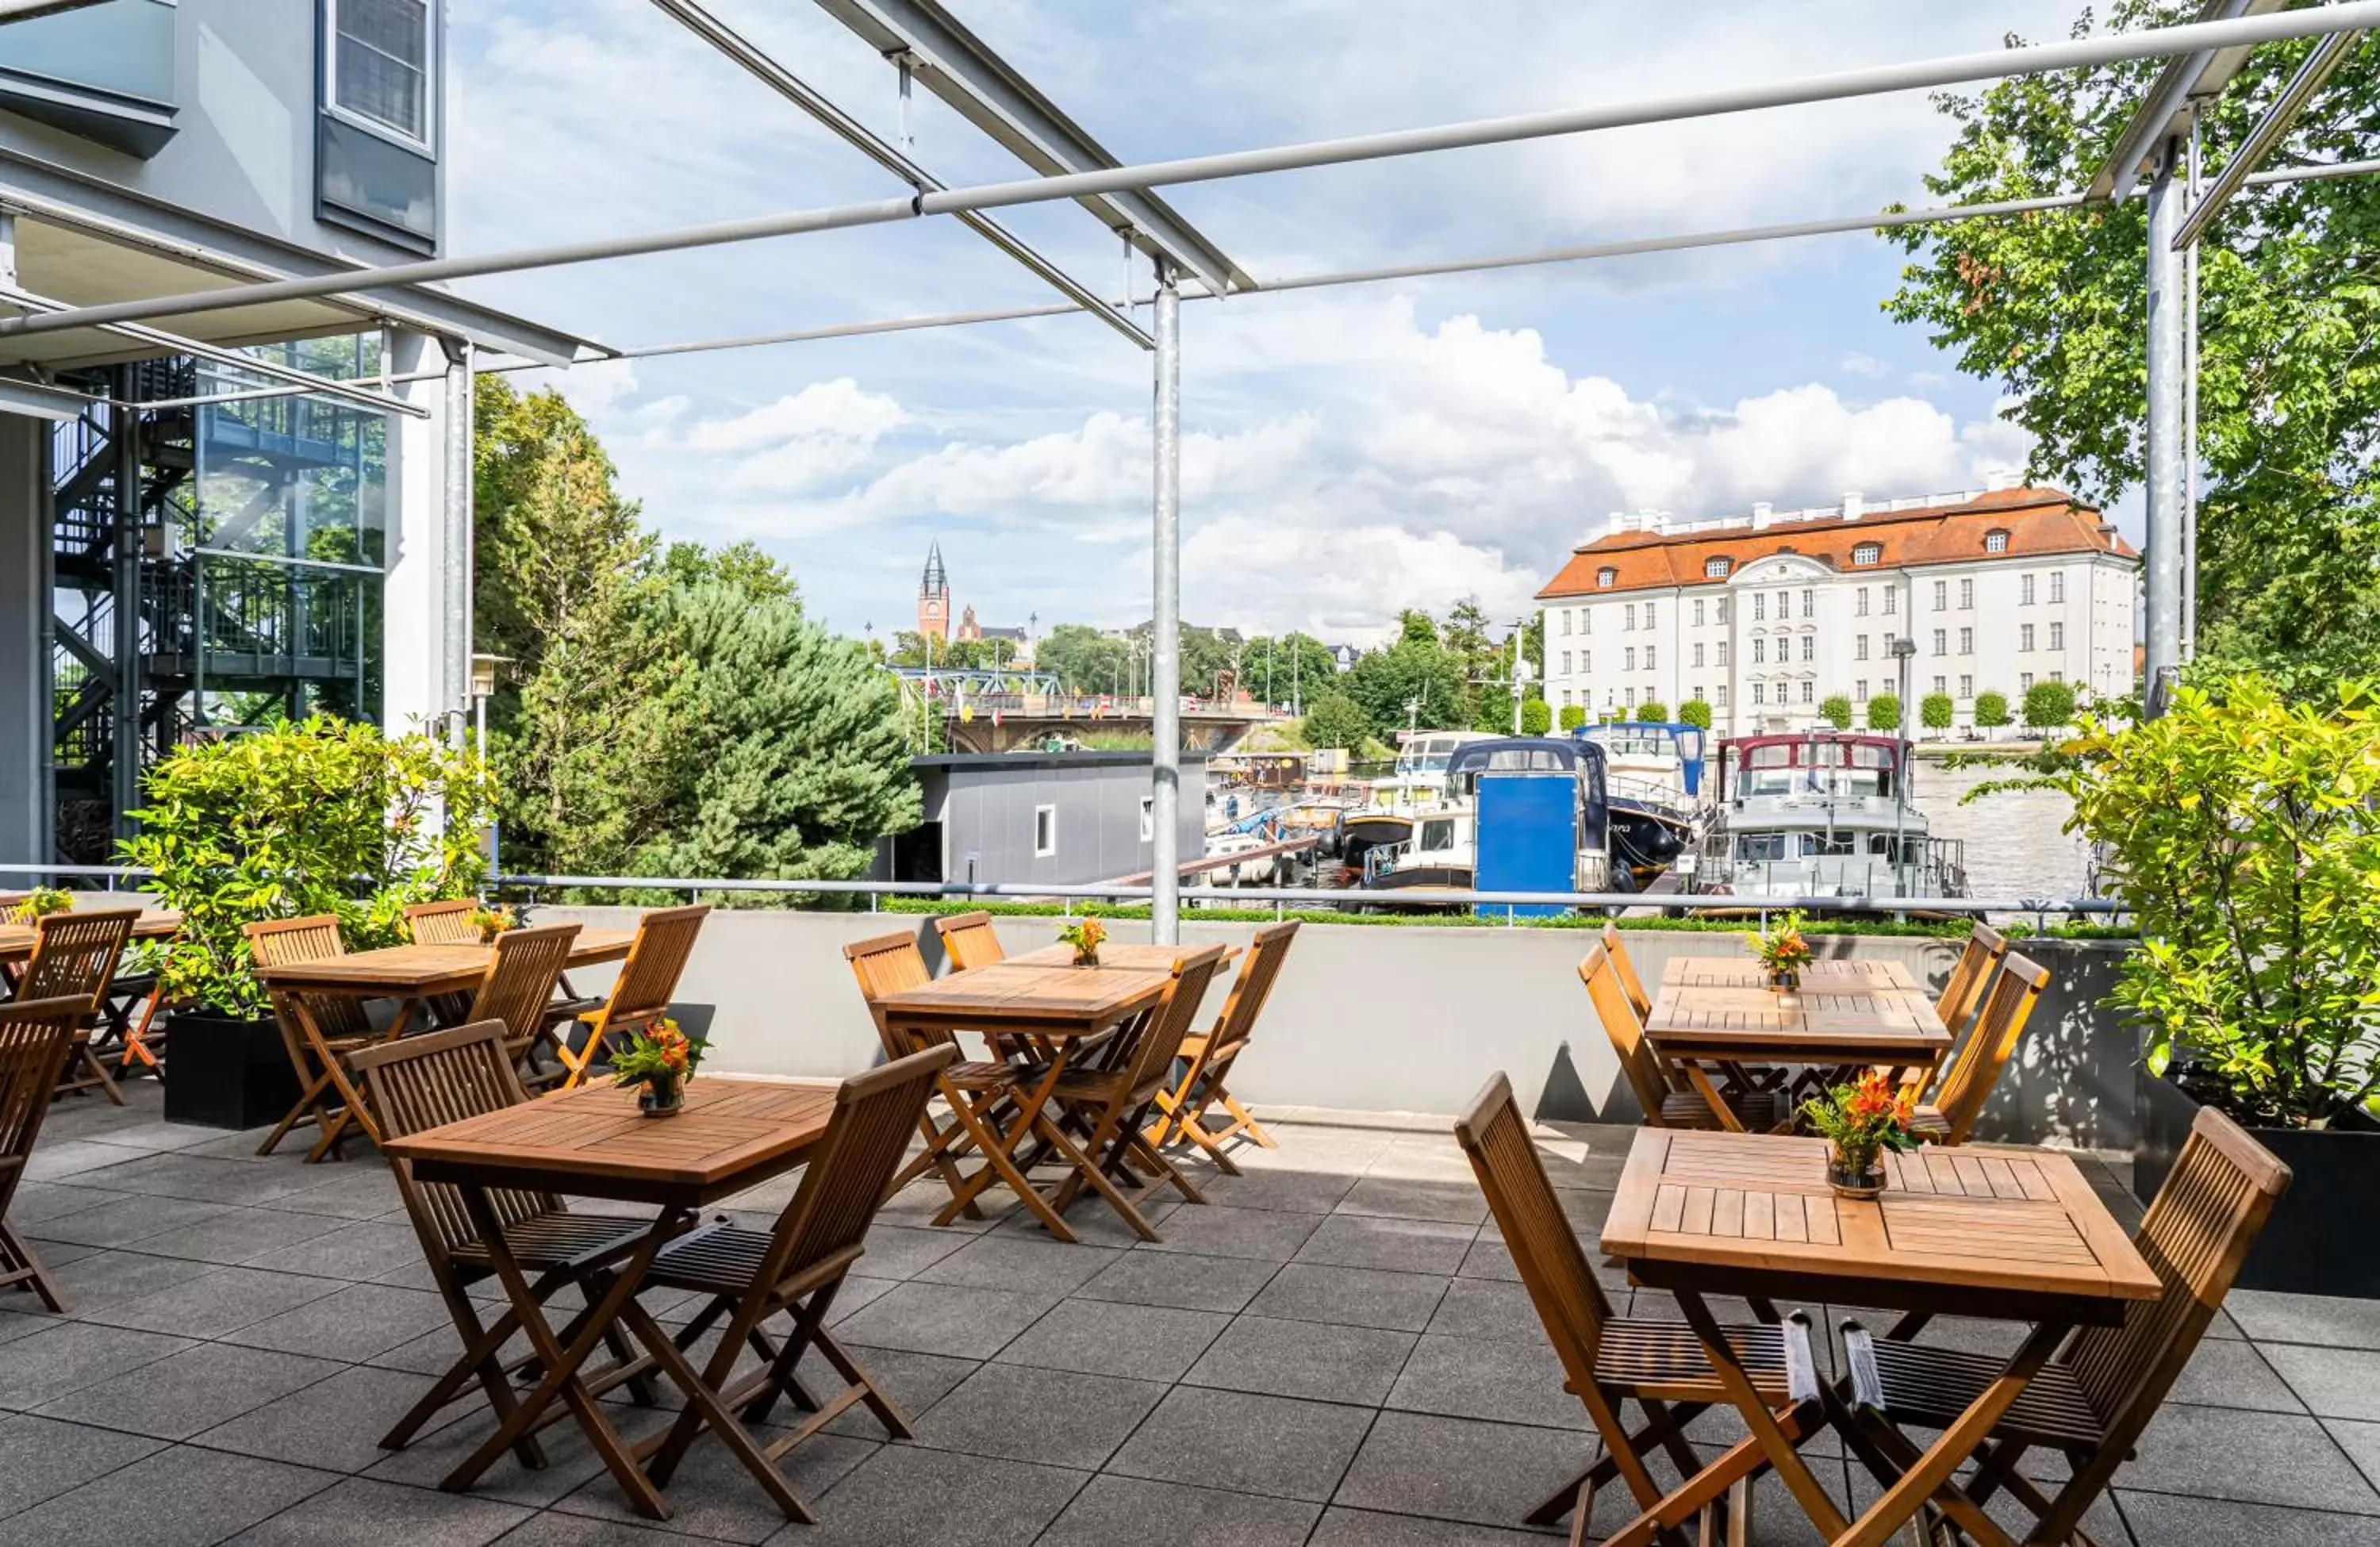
left=438, top=0, right=2120, bottom=646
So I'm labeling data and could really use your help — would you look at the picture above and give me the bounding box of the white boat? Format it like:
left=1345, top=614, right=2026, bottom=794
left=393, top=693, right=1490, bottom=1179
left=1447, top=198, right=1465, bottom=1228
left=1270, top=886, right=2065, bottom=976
left=1696, top=733, right=1967, bottom=902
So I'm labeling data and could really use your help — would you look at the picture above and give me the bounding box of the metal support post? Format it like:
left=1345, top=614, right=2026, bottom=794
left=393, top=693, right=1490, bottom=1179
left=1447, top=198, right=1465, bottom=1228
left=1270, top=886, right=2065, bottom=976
left=1150, top=274, right=1183, bottom=945
left=111, top=363, right=141, bottom=834
left=2182, top=125, right=2202, bottom=659
left=2144, top=141, right=2188, bottom=710
left=442, top=338, right=474, bottom=745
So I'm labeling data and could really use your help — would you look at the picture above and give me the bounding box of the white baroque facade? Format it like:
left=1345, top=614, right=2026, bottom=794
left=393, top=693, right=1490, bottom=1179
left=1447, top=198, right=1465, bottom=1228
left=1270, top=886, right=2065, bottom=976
left=1535, top=487, right=2138, bottom=739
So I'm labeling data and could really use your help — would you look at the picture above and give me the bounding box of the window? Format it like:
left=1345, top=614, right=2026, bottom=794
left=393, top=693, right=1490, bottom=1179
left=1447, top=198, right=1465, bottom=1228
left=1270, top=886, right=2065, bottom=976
left=1960, top=578, right=1974, bottom=609
left=1958, top=627, right=1973, bottom=654
left=1985, top=529, right=2010, bottom=553
left=1624, top=604, right=1636, bottom=631
left=1560, top=610, right=1572, bottom=635
left=1626, top=647, right=1637, bottom=671
left=1560, top=651, right=1572, bottom=674
left=1856, top=587, right=1870, bottom=617
left=1801, top=635, right=1814, bottom=662
left=1692, top=643, right=1705, bottom=668
left=1801, top=681, right=1814, bottom=704
left=1716, top=598, right=1730, bottom=624
left=1933, top=676, right=1947, bottom=697
left=1645, top=644, right=1657, bottom=670
left=2020, top=624, right=2036, bottom=651
left=1801, top=589, right=1814, bottom=618
left=1775, top=589, right=1790, bottom=618
left=328, top=0, right=434, bottom=147
left=1753, top=593, right=1766, bottom=622
left=1752, top=682, right=1764, bottom=706
left=1598, top=566, right=1618, bottom=587
left=1580, top=608, right=1591, bottom=635
left=2021, top=574, right=2036, bottom=605
left=1752, top=639, right=1765, bottom=666
left=1856, top=635, right=1869, bottom=661
left=1716, top=640, right=1729, bottom=667
left=1033, top=804, right=1057, bottom=857
left=1138, top=797, right=1154, bottom=842
left=2049, top=572, right=2065, bottom=603
left=1581, top=649, right=1591, bottom=673
left=1932, top=628, right=1946, bottom=656
left=1882, top=631, right=1894, bottom=654
left=1645, top=601, right=1657, bottom=629
left=2051, top=669, right=2064, bottom=684
left=2021, top=671, right=2034, bottom=692
left=1691, top=684, right=1702, bottom=704
left=1856, top=680, right=1869, bottom=702
left=2049, top=621, right=2065, bottom=650
left=1933, top=580, right=1948, bottom=610
left=1883, top=587, right=1897, bottom=616
left=1716, top=685, right=1728, bottom=707
left=1625, top=687, right=1636, bottom=708
left=1693, top=598, right=1706, bottom=626
left=1960, top=674, right=1973, bottom=698
left=1706, top=557, right=1731, bottom=578
left=1852, top=542, right=1880, bottom=566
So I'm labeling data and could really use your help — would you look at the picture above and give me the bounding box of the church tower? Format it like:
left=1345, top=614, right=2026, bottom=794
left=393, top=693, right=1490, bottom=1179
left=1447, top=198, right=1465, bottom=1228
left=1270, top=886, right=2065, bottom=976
left=917, top=541, right=950, bottom=643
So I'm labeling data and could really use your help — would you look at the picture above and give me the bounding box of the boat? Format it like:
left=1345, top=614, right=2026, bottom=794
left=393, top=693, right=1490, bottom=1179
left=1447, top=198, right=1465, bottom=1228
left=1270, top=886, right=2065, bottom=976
left=1368, top=728, right=1496, bottom=809
left=1695, top=732, right=1967, bottom=902
left=1574, top=721, right=1710, bottom=890
left=1194, top=831, right=1287, bottom=888
left=1455, top=737, right=1614, bottom=914
left=1361, top=804, right=1476, bottom=892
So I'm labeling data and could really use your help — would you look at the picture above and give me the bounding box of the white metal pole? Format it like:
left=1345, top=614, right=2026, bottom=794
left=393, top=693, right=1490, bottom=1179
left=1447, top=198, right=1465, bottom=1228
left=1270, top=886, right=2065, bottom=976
left=443, top=339, right=474, bottom=747
left=2144, top=140, right=2188, bottom=711
left=2182, top=125, right=2201, bottom=661
left=1150, top=276, right=1183, bottom=946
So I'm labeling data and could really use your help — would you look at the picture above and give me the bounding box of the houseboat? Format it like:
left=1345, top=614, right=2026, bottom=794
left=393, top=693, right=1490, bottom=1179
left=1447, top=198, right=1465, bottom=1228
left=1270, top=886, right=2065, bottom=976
left=1695, top=733, right=1967, bottom=902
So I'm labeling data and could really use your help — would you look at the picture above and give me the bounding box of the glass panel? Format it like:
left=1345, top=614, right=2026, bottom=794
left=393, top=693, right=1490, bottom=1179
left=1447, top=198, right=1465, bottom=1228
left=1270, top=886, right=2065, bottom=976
left=335, top=0, right=427, bottom=140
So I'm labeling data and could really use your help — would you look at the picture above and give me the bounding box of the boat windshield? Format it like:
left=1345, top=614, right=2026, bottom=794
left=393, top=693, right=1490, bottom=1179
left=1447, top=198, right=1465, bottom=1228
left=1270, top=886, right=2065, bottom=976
left=1416, top=817, right=1459, bottom=851
left=1734, top=741, right=1898, bottom=799
left=1586, top=729, right=1676, bottom=760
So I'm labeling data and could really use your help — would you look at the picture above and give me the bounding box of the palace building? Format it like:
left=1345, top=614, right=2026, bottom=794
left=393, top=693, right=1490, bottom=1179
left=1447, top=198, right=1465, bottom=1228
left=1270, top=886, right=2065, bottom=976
left=1534, top=483, right=2139, bottom=736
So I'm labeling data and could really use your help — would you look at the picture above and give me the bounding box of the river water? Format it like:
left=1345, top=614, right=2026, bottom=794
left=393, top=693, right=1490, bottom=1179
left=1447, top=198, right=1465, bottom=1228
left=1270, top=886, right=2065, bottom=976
left=1906, top=755, right=2091, bottom=904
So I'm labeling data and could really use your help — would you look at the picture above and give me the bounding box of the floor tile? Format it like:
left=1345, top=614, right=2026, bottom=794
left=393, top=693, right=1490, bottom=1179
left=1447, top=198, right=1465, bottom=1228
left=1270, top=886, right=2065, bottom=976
left=1293, top=1214, right=1477, bottom=1276
left=197, top=1364, right=445, bottom=1475
left=28, top=1192, right=235, bottom=1250
left=911, top=1361, right=1165, bottom=1469
left=243, top=1220, right=428, bottom=1282
left=0, top=1412, right=166, bottom=1514
left=993, top=1296, right=1230, bottom=1383
left=83, top=1264, right=347, bottom=1339
left=129, top=1205, right=355, bottom=1266
left=228, top=1475, right=532, bottom=1546
left=363, top=1403, right=616, bottom=1508
left=2331, top=1417, right=2380, bottom=1495
left=2228, top=1289, right=2380, bottom=1351
left=830, top=1280, right=1056, bottom=1360
left=850, top=1223, right=966, bottom=1280
left=1133, top=1203, right=1321, bottom=1262
left=1107, top=1385, right=1376, bottom=1503
left=1424, top=1276, right=1543, bottom=1342
left=34, top=1341, right=343, bottom=1441
left=1071, top=1250, right=1279, bottom=1313
left=1246, top=1262, right=1451, bottom=1333
left=1335, top=1176, right=1491, bottom=1226
left=2127, top=1403, right=2379, bottom=1513
left=218, top=1281, right=455, bottom=1361
left=1184, top=1314, right=1417, bottom=1406
left=2116, top=1490, right=2379, bottom=1546
left=1307, top=1506, right=1556, bottom=1545
left=912, top=1234, right=1120, bottom=1297
left=0, top=1319, right=192, bottom=1410
left=2264, top=1344, right=2380, bottom=1422
left=551, top=1424, right=875, bottom=1543
left=48, top=1247, right=221, bottom=1314
left=1333, top=1409, right=1591, bottom=1529
left=1037, top=1474, right=1318, bottom=1547
left=2166, top=1337, right=2305, bottom=1414
left=0, top=1442, right=339, bottom=1547
left=2, top=1181, right=121, bottom=1226
left=793, top=1441, right=1084, bottom=1546
left=796, top=1343, right=977, bottom=1439
left=1387, top=1332, right=1591, bottom=1431
left=1196, top=1169, right=1357, bottom=1215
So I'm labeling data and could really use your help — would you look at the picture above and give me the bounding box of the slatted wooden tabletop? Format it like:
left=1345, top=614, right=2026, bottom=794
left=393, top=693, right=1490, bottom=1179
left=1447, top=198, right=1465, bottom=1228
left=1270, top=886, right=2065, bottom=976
left=1660, top=956, right=1917, bottom=992
left=0, top=908, right=180, bottom=965
left=386, top=1076, right=838, bottom=1205
left=1603, top=1129, right=2162, bottom=1314
left=252, top=928, right=636, bottom=996
left=1646, top=954, right=1949, bottom=1061
left=876, top=958, right=1173, bottom=1037
left=1008, top=942, right=1197, bottom=972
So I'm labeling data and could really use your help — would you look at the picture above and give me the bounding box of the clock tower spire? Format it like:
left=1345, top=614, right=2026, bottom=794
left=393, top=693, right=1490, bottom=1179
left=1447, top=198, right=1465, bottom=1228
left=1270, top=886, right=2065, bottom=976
left=916, top=541, right=950, bottom=642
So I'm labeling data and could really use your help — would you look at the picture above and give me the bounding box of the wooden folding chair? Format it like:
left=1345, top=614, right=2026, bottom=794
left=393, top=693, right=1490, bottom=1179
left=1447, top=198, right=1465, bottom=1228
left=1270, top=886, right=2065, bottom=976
left=1044, top=945, right=1226, bottom=1239
left=1909, top=950, right=2049, bottom=1146
left=21, top=906, right=140, bottom=1105
left=1896, top=922, right=2010, bottom=1099
left=1602, top=923, right=1655, bottom=1022
left=548, top=904, right=709, bottom=1090
left=632, top=1044, right=955, bottom=1522
left=464, top=923, right=580, bottom=1089
left=348, top=1021, right=662, bottom=1465
left=245, top=916, right=382, bottom=1158
left=1147, top=920, right=1297, bottom=1169
left=0, top=996, right=93, bottom=1311
left=1457, top=1071, right=1819, bottom=1546
left=1581, top=943, right=1775, bottom=1131
left=404, top=898, right=483, bottom=944
left=91, top=951, right=168, bottom=1082
left=843, top=930, right=1013, bottom=1219
left=1838, top=1105, right=2288, bottom=1547
left=931, top=910, right=1005, bottom=971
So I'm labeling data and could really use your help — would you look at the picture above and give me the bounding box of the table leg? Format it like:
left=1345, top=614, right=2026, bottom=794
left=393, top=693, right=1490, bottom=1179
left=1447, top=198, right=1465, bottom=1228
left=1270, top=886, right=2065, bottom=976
left=926, top=1049, right=1081, bottom=1243
left=1681, top=1062, right=1747, bottom=1132
left=443, top=1188, right=681, bottom=1521
left=1675, top=1289, right=1844, bottom=1538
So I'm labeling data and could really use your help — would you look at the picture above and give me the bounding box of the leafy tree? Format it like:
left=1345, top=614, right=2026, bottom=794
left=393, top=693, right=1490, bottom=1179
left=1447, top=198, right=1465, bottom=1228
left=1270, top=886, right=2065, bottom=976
left=1558, top=704, right=1587, bottom=731
left=1818, top=694, right=1855, bottom=730
left=1241, top=631, right=1339, bottom=708
left=1397, top=609, right=1439, bottom=647
left=1345, top=620, right=1470, bottom=737
left=2024, top=679, right=2079, bottom=730
left=1635, top=701, right=1668, bottom=724
left=1883, top=3, right=2380, bottom=675
left=1035, top=624, right=1130, bottom=694
left=1921, top=692, right=1956, bottom=732
left=1521, top=699, right=1553, bottom=736
left=661, top=539, right=795, bottom=603
left=1300, top=691, right=1372, bottom=751
left=1975, top=689, right=2013, bottom=730
left=1866, top=693, right=1903, bottom=733
left=1678, top=699, right=1714, bottom=731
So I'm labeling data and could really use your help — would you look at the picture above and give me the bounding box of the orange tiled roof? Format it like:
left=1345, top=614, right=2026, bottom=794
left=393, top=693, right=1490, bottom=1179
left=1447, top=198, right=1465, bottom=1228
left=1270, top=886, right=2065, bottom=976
left=1536, top=488, right=2134, bottom=600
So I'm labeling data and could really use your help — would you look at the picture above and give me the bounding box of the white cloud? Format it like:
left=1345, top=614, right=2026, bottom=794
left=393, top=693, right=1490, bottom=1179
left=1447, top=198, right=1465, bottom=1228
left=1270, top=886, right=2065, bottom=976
left=1839, top=351, right=1891, bottom=378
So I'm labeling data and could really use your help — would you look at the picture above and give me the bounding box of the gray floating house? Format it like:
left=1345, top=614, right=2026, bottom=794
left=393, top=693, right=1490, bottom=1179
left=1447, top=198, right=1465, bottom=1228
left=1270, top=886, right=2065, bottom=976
left=887, top=753, right=1207, bottom=889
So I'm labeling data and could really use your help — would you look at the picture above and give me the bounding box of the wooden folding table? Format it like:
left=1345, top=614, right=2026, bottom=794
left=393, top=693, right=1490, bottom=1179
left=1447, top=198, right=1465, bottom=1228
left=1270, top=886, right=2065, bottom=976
left=1599, top=1128, right=2160, bottom=1547
left=1645, top=955, right=1950, bottom=1130
left=874, top=958, right=1174, bottom=1242
left=384, top=1076, right=838, bottom=1521
left=255, top=930, right=635, bottom=1035
left=0, top=908, right=181, bottom=968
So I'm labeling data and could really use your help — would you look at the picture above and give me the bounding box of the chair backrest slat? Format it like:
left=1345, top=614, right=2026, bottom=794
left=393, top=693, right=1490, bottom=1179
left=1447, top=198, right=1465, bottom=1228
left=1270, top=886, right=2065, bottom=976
left=2063, top=1106, right=2287, bottom=1448
left=241, top=915, right=374, bottom=1039
left=931, top=912, right=1004, bottom=973
left=0, top=996, right=86, bottom=1196
left=758, top=1045, right=957, bottom=1295
left=351, top=1021, right=559, bottom=1255
left=589, top=905, right=709, bottom=1040
left=466, top=923, right=580, bottom=1058
left=1580, top=944, right=1672, bottom=1124
left=1933, top=922, right=2010, bottom=1042
left=19, top=907, right=140, bottom=1013
left=1928, top=950, right=2049, bottom=1145
left=1600, top=924, right=1653, bottom=1021
left=1122, top=947, right=1227, bottom=1097
left=1455, top=1073, right=1618, bottom=1397
left=843, top=931, right=935, bottom=1061
left=1203, top=922, right=1299, bottom=1063
left=405, top=899, right=484, bottom=945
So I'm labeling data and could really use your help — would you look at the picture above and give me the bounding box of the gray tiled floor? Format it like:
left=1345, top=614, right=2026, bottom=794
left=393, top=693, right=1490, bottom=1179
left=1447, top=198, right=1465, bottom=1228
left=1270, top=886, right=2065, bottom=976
left=4, top=1083, right=2378, bottom=1545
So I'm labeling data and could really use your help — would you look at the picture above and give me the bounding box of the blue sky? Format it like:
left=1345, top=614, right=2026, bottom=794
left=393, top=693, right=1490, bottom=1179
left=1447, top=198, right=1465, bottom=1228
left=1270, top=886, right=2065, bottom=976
left=438, top=0, right=2113, bottom=644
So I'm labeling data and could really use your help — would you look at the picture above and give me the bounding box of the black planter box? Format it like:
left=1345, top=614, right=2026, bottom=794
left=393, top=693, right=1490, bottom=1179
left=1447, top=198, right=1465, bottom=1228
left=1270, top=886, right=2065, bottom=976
left=162, top=1011, right=300, bottom=1131
left=2136, top=1066, right=2380, bottom=1299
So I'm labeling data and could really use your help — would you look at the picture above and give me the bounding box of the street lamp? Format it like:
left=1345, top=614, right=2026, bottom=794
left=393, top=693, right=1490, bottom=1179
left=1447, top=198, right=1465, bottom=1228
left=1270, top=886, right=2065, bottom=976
left=1887, top=635, right=1917, bottom=900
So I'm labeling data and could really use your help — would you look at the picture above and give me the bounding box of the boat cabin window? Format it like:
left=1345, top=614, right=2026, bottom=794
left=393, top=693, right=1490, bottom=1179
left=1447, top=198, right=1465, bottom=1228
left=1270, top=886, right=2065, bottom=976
left=1737, top=833, right=1791, bottom=862
left=1417, top=818, right=1457, bottom=851
left=1806, top=832, right=1857, bottom=856
left=1867, top=834, right=1927, bottom=862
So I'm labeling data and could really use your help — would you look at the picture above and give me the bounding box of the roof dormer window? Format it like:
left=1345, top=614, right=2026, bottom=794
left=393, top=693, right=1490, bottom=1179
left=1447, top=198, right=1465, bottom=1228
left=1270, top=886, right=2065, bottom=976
left=1597, top=567, right=1618, bottom=588
left=1984, top=528, right=2010, bottom=553
left=1851, top=542, right=1881, bottom=566
left=1704, top=557, right=1731, bottom=578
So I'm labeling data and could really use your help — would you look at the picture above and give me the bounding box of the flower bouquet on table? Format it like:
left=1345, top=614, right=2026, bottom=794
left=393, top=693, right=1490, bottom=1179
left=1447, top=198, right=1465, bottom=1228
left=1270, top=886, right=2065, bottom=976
left=466, top=903, right=518, bottom=944
left=1747, top=909, right=1815, bottom=996
left=1057, top=916, right=1106, bottom=968
left=611, top=1016, right=708, bottom=1117
left=1801, top=1070, right=1918, bottom=1199
left=10, top=887, right=73, bottom=923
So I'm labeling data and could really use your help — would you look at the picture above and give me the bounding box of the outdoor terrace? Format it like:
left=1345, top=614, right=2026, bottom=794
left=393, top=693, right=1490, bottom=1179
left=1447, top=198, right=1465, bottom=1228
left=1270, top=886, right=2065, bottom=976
left=2, top=1079, right=2374, bottom=1547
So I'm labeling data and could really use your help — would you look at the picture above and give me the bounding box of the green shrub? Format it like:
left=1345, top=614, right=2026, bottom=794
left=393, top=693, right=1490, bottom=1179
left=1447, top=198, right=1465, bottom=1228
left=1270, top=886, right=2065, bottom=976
left=1557, top=704, right=1587, bottom=731
left=1818, top=694, right=1853, bottom=730
left=1921, top=692, right=1955, bottom=731
left=1974, top=689, right=2011, bottom=728
left=1865, top=693, right=1902, bottom=732
left=2023, top=678, right=2077, bottom=730
left=1299, top=691, right=1371, bottom=751
left=1678, top=699, right=1713, bottom=730
left=1635, top=701, right=1668, bottom=723
left=1521, top=698, right=1553, bottom=735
